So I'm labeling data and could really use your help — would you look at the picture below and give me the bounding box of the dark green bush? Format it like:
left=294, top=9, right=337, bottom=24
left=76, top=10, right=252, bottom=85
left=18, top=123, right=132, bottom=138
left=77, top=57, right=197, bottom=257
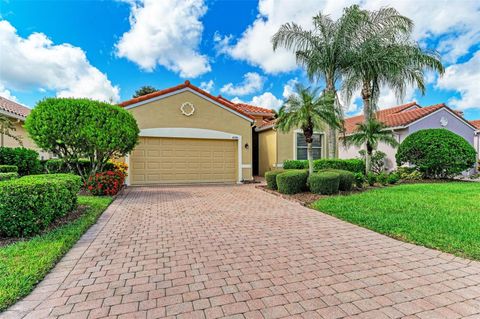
left=0, top=174, right=80, bottom=237
left=387, top=173, right=400, bottom=184
left=377, top=172, right=389, bottom=185
left=0, top=172, right=18, bottom=181
left=320, top=169, right=354, bottom=191
left=264, top=170, right=284, bottom=190
left=0, top=147, right=41, bottom=176
left=283, top=159, right=365, bottom=173
left=43, top=159, right=115, bottom=175
left=367, top=172, right=377, bottom=186
left=276, top=170, right=308, bottom=194
left=308, top=172, right=340, bottom=195
left=313, top=159, right=365, bottom=173
left=396, top=129, right=477, bottom=179
left=0, top=165, right=18, bottom=173
left=283, top=160, right=308, bottom=169
left=354, top=172, right=365, bottom=188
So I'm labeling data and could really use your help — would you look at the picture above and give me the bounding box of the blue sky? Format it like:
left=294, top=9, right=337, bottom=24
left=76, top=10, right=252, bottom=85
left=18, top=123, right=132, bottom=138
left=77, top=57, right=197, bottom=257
left=0, top=0, right=479, bottom=120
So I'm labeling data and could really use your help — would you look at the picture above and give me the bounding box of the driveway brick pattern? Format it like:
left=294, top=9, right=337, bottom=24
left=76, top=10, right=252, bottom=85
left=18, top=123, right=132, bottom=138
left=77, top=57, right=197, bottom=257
left=2, top=185, right=480, bottom=319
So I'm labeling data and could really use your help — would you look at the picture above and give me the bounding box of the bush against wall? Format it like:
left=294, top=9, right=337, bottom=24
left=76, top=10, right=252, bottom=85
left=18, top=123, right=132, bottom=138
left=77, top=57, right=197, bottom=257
left=25, top=98, right=139, bottom=183
left=284, top=159, right=365, bottom=173
left=308, top=172, right=340, bottom=195
left=0, top=147, right=41, bottom=176
left=396, top=129, right=477, bottom=179
left=0, top=174, right=81, bottom=237
left=265, top=170, right=284, bottom=190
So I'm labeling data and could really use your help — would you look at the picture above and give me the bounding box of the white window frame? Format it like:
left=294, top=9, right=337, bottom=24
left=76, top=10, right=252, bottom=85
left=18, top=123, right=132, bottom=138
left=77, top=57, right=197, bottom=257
left=293, top=129, right=325, bottom=160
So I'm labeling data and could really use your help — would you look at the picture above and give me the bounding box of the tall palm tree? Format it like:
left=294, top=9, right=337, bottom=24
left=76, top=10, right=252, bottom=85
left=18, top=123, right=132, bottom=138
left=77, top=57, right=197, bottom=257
left=276, top=84, right=340, bottom=174
left=342, top=13, right=444, bottom=119
left=272, top=5, right=412, bottom=157
left=345, top=118, right=398, bottom=173
left=0, top=114, right=22, bottom=147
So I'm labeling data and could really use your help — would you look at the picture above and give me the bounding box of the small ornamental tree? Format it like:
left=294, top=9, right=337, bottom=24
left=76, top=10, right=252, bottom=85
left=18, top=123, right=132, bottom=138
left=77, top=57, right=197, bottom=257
left=25, top=98, right=139, bottom=183
left=396, top=129, right=476, bottom=179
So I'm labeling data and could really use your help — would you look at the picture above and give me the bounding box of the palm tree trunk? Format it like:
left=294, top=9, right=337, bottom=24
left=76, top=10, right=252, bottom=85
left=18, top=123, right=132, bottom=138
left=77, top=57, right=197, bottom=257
left=366, top=142, right=373, bottom=173
left=361, top=81, right=372, bottom=120
left=307, top=142, right=314, bottom=175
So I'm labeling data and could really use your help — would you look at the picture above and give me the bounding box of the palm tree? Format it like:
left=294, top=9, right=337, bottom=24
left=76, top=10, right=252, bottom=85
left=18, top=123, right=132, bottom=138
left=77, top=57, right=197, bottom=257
left=0, top=114, right=22, bottom=147
left=272, top=5, right=412, bottom=157
left=345, top=118, right=398, bottom=173
left=276, top=84, right=340, bottom=174
left=342, top=13, right=444, bottom=119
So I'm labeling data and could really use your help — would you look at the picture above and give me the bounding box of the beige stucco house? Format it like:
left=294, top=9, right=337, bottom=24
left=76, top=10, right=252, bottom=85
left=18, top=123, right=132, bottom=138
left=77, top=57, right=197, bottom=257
left=0, top=97, right=50, bottom=159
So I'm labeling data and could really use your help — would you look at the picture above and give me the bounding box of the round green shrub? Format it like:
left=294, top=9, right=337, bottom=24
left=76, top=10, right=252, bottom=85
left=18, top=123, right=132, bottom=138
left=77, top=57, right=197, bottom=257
left=377, top=172, right=389, bottom=185
left=354, top=172, right=366, bottom=188
left=367, top=172, right=377, bottom=186
left=320, top=169, right=354, bottom=191
left=387, top=173, right=400, bottom=184
left=396, top=129, right=477, bottom=179
left=0, top=147, right=41, bottom=176
left=264, top=170, right=284, bottom=190
left=308, top=172, right=340, bottom=195
left=276, top=170, right=308, bottom=194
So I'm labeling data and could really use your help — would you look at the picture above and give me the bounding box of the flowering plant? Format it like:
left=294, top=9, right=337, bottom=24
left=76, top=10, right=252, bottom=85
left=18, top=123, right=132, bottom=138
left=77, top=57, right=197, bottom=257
left=86, top=170, right=125, bottom=196
left=110, top=160, right=128, bottom=177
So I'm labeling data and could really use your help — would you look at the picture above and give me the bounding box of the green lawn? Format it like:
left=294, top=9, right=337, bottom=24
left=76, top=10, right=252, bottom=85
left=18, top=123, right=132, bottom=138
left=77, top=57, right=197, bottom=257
left=312, top=182, right=480, bottom=260
left=0, top=196, right=112, bottom=311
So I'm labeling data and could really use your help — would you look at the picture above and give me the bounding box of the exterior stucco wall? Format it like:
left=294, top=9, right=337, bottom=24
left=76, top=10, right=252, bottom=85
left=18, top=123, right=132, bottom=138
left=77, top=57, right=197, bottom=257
left=127, top=90, right=253, bottom=180
left=339, top=130, right=406, bottom=171
left=258, top=129, right=277, bottom=176
left=407, top=109, right=475, bottom=145
left=1, top=119, right=50, bottom=159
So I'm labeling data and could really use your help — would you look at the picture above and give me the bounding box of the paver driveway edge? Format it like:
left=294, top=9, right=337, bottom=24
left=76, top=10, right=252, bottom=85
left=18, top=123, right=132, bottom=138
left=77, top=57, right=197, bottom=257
left=2, top=184, right=480, bottom=319
left=1, top=194, right=127, bottom=319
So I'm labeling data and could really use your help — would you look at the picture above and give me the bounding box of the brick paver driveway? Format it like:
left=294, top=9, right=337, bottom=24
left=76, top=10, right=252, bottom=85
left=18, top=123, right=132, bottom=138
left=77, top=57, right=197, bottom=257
left=3, top=185, right=480, bottom=319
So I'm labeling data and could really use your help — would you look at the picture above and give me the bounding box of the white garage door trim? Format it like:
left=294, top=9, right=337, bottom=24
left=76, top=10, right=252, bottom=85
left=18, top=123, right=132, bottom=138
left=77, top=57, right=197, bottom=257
left=126, top=128, right=243, bottom=185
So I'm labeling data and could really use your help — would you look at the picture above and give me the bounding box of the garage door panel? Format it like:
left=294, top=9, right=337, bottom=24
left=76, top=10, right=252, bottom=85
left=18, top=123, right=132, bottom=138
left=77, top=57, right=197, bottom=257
left=130, top=137, right=237, bottom=184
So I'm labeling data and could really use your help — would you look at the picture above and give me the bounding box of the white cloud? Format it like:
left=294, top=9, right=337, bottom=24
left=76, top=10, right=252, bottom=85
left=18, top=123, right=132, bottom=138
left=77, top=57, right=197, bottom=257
left=0, top=84, right=18, bottom=102
left=220, top=72, right=264, bottom=96
left=282, top=78, right=299, bottom=99
left=233, top=92, right=283, bottom=110
left=116, top=0, right=210, bottom=78
left=200, top=80, right=214, bottom=93
left=0, top=20, right=120, bottom=102
left=218, top=0, right=479, bottom=73
left=436, top=51, right=480, bottom=110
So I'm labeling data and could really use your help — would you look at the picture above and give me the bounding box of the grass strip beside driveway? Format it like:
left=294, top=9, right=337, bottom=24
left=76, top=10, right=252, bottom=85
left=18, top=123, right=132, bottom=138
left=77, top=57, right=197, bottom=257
left=312, top=182, right=480, bottom=260
left=0, top=196, right=112, bottom=311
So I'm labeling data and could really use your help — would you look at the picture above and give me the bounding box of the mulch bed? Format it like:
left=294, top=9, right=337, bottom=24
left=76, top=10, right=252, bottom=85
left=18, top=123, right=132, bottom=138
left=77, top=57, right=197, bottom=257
left=0, top=205, right=89, bottom=248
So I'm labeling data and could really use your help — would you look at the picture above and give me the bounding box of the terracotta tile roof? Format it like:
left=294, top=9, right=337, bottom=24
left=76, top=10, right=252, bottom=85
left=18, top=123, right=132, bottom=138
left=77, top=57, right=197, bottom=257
left=0, top=96, right=31, bottom=119
left=119, top=81, right=255, bottom=121
left=471, top=120, right=480, bottom=130
left=234, top=103, right=274, bottom=116
left=344, top=102, right=450, bottom=134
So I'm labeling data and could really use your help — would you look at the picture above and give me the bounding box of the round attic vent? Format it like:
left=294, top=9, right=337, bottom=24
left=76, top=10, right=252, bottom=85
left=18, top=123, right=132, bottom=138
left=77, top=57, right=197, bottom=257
left=181, top=102, right=195, bottom=116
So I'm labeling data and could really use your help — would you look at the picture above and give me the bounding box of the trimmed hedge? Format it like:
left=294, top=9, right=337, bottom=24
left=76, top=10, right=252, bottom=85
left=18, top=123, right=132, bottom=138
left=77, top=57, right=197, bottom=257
left=319, top=169, right=354, bottom=191
left=283, top=159, right=365, bottom=173
left=43, top=159, right=116, bottom=175
left=0, top=174, right=81, bottom=237
left=276, top=170, right=308, bottom=194
left=0, top=147, right=41, bottom=176
left=308, top=172, right=340, bottom=195
left=0, top=165, right=18, bottom=173
left=265, top=170, right=284, bottom=190
left=0, top=172, right=18, bottom=181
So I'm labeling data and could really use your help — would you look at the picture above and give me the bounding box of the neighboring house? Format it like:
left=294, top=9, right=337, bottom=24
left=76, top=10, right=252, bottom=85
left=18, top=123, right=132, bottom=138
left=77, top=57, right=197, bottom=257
left=119, top=81, right=275, bottom=185
left=340, top=102, right=478, bottom=171
left=471, top=120, right=480, bottom=164
left=0, top=97, right=49, bottom=159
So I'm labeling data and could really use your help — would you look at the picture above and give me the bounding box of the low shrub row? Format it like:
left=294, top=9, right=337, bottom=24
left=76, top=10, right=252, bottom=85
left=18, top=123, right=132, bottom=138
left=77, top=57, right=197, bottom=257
left=308, top=172, right=340, bottom=195
left=283, top=159, right=365, bottom=173
left=0, top=174, right=81, bottom=237
left=265, top=170, right=283, bottom=190
left=0, top=165, right=18, bottom=173
left=0, top=147, right=41, bottom=176
left=276, top=170, right=308, bottom=195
